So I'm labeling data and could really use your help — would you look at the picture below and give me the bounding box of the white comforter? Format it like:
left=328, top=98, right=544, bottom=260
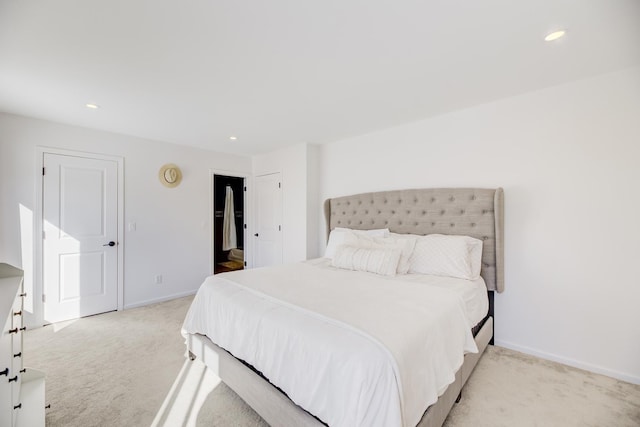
left=182, top=259, right=483, bottom=427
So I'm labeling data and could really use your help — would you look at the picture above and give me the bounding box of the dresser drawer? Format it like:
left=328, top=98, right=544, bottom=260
left=0, top=315, right=12, bottom=426
left=1, top=263, right=43, bottom=427
left=0, top=315, right=11, bottom=372
left=10, top=293, right=24, bottom=377
left=9, top=333, right=27, bottom=425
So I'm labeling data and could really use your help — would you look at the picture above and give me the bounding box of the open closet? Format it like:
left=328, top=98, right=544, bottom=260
left=213, top=174, right=245, bottom=274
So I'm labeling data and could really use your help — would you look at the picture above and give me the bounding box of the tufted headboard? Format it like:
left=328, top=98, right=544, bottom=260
left=324, top=188, right=504, bottom=292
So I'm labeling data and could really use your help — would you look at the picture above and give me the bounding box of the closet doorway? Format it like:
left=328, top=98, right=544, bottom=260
left=213, top=174, right=246, bottom=274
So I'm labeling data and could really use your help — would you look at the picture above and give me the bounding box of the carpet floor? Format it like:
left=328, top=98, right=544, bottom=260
left=24, top=296, right=640, bottom=427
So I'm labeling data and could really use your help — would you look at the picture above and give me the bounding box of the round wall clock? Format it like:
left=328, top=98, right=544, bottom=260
left=158, top=163, right=182, bottom=188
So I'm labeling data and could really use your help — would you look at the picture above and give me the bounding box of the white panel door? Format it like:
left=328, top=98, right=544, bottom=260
left=254, top=173, right=282, bottom=268
left=43, top=153, right=119, bottom=323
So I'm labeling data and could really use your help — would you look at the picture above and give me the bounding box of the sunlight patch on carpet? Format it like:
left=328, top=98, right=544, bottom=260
left=152, top=359, right=221, bottom=426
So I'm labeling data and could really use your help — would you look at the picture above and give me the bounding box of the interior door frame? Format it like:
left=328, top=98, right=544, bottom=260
left=209, top=169, right=252, bottom=274
left=33, top=147, right=124, bottom=327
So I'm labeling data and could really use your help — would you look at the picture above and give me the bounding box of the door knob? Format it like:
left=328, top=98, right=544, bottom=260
left=254, top=233, right=259, bottom=237
left=103, top=241, right=116, bottom=247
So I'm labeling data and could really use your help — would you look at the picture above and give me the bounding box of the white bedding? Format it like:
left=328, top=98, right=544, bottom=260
left=182, top=259, right=488, bottom=427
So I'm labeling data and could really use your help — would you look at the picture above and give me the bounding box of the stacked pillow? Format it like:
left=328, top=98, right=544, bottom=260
left=324, top=227, right=389, bottom=259
left=325, top=227, right=483, bottom=280
left=408, top=234, right=483, bottom=280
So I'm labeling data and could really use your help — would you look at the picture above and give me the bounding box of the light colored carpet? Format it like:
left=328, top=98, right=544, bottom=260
left=24, top=296, right=640, bottom=427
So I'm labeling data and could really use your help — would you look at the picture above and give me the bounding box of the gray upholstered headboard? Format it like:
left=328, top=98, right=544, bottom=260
left=324, top=188, right=504, bottom=293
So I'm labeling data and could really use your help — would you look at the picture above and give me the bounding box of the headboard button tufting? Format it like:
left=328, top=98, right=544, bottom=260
left=327, top=187, right=503, bottom=293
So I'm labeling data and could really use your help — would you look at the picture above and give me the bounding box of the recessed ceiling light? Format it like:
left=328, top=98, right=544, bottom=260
left=85, top=103, right=100, bottom=109
left=229, top=136, right=237, bottom=140
left=544, top=30, right=566, bottom=42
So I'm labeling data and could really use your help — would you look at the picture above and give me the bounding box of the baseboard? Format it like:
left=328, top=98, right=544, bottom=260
left=123, top=290, right=197, bottom=310
left=494, top=339, right=640, bottom=386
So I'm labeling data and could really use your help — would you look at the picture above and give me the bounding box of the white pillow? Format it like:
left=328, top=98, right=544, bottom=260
left=331, top=245, right=401, bottom=277
left=344, top=233, right=417, bottom=274
left=324, top=227, right=389, bottom=259
left=408, top=234, right=483, bottom=280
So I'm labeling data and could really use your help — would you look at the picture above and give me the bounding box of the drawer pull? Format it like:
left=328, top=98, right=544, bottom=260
left=0, top=368, right=8, bottom=376
left=8, top=375, right=18, bottom=382
left=13, top=352, right=22, bottom=358
left=19, top=368, right=26, bottom=373
left=45, top=404, right=51, bottom=410
left=19, top=326, right=26, bottom=331
left=13, top=403, right=21, bottom=410
left=13, top=310, right=22, bottom=316
left=19, top=292, right=26, bottom=297
left=8, top=328, right=18, bottom=334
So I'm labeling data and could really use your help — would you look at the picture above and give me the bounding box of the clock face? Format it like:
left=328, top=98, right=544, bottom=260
left=164, top=168, right=178, bottom=184
left=159, top=164, right=182, bottom=187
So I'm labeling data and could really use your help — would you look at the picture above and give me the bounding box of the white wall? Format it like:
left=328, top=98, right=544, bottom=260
left=253, top=142, right=319, bottom=263
left=0, top=113, right=251, bottom=325
left=318, top=66, right=640, bottom=384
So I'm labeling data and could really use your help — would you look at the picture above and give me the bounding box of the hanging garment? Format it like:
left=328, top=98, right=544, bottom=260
left=222, top=186, right=237, bottom=250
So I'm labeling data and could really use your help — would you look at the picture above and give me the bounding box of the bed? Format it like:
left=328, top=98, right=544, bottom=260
left=183, top=187, right=504, bottom=427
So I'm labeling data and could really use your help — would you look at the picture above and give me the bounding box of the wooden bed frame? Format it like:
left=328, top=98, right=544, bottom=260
left=187, top=187, right=504, bottom=427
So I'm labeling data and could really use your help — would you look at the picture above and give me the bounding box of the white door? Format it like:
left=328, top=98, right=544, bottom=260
left=254, top=173, right=282, bottom=268
left=43, top=153, right=119, bottom=323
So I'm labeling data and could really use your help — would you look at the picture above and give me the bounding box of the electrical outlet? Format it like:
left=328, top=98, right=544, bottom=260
left=154, top=275, right=163, bottom=284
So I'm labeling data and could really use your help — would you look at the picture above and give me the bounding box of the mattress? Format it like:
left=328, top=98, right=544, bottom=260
left=182, top=259, right=488, bottom=427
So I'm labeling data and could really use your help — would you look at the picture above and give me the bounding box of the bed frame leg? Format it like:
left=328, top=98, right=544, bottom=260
left=455, top=392, right=462, bottom=403
left=488, top=291, right=495, bottom=345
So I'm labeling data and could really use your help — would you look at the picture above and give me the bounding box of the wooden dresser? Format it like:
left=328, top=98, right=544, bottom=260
left=0, top=263, right=45, bottom=427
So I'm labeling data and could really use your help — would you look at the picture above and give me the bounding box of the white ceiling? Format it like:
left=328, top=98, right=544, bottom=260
left=1, top=1, right=639, bottom=156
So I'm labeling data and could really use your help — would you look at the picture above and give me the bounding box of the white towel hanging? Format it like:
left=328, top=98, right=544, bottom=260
left=222, top=186, right=237, bottom=250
